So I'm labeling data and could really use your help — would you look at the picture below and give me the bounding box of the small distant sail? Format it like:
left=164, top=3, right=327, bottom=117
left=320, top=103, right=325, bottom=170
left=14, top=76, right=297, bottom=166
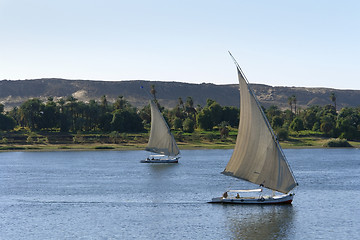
left=222, top=62, right=297, bottom=194
left=146, top=100, right=180, bottom=156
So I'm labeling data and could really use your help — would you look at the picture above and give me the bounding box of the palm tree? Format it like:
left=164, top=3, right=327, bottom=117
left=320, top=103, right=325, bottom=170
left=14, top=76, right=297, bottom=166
left=100, top=95, right=108, bottom=107
left=178, top=97, right=184, bottom=111
left=292, top=95, right=297, bottom=115
left=114, top=96, right=128, bottom=110
left=0, top=103, right=4, bottom=114
left=65, top=96, right=78, bottom=131
left=330, top=92, right=337, bottom=111
left=185, top=96, right=196, bottom=119
left=288, top=96, right=293, bottom=114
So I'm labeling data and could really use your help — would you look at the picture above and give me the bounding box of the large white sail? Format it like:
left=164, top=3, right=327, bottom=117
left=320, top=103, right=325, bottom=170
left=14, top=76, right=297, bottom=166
left=146, top=100, right=180, bottom=156
left=222, top=64, right=297, bottom=194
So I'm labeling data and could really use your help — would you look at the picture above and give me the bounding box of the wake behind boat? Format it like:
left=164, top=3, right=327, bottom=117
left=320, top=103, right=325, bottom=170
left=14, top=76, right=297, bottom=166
left=209, top=53, right=298, bottom=204
left=141, top=100, right=180, bottom=163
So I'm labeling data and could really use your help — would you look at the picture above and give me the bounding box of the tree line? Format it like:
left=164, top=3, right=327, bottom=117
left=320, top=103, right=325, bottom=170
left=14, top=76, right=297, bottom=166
left=0, top=94, right=238, bottom=135
left=270, top=92, right=360, bottom=141
left=0, top=88, right=359, bottom=141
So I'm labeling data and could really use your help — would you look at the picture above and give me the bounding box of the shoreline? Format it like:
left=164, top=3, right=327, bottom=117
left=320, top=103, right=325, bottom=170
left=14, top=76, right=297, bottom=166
left=1, top=140, right=359, bottom=152
left=2, top=131, right=360, bottom=152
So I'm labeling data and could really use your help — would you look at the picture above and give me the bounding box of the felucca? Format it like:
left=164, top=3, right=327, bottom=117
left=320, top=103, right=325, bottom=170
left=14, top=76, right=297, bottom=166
left=210, top=53, right=298, bottom=204
left=141, top=100, right=180, bottom=163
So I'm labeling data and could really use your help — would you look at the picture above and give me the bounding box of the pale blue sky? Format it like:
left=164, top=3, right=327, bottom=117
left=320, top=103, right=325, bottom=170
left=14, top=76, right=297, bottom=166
left=1, top=0, right=359, bottom=89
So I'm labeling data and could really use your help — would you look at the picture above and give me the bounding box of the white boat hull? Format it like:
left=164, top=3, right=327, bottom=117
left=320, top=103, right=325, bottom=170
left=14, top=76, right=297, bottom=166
left=140, top=157, right=179, bottom=163
left=209, top=193, right=294, bottom=204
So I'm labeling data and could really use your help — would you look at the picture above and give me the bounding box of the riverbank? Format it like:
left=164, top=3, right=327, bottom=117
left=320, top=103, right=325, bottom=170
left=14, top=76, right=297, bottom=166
left=1, top=136, right=359, bottom=151
left=1, top=129, right=359, bottom=151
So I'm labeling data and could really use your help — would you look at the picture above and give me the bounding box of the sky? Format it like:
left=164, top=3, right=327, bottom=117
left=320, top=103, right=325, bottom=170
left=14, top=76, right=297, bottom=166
left=1, top=0, right=360, bottom=89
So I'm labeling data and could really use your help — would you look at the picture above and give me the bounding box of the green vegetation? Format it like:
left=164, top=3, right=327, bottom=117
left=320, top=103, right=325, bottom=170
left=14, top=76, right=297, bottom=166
left=323, top=138, right=352, bottom=148
left=0, top=146, right=26, bottom=150
left=0, top=90, right=360, bottom=151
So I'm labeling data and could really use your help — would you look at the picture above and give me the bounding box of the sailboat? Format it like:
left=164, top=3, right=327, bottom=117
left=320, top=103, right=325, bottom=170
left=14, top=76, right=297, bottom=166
left=210, top=53, right=298, bottom=204
left=141, top=100, right=180, bottom=163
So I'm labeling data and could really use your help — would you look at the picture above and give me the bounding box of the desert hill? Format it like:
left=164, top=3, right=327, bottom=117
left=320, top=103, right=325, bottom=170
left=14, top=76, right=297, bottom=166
left=1, top=78, right=359, bottom=110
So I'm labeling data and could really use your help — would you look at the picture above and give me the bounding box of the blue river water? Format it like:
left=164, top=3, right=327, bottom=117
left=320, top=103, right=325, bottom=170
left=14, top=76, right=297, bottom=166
left=0, top=149, right=359, bottom=239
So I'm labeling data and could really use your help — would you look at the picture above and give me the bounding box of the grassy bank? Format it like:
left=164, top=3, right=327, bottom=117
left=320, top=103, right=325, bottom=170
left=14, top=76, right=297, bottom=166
left=1, top=129, right=359, bottom=151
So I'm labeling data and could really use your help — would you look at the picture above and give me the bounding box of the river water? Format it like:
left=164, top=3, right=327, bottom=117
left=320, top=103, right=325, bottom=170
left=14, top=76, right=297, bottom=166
left=0, top=149, right=359, bottom=239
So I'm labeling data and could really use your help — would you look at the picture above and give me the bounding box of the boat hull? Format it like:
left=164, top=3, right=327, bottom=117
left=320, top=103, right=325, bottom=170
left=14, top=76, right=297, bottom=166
left=208, top=193, right=294, bottom=204
left=140, top=158, right=179, bottom=163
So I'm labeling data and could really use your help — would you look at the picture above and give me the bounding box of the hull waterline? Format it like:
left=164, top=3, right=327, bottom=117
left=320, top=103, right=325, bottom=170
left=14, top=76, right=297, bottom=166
left=208, top=193, right=294, bottom=204
left=140, top=158, right=179, bottom=163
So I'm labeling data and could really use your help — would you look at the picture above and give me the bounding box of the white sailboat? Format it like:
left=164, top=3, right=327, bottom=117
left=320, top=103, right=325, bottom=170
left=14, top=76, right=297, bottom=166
left=141, top=100, right=180, bottom=163
left=210, top=54, right=298, bottom=204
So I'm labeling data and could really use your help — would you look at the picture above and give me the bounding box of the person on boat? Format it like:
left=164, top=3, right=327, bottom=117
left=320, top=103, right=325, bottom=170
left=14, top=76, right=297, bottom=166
left=236, top=193, right=240, bottom=199
left=222, top=192, right=228, bottom=198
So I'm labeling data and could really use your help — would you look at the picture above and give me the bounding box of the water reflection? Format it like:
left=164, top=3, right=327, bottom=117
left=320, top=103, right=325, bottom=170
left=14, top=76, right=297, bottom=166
left=145, top=164, right=179, bottom=203
left=224, top=205, right=294, bottom=240
left=148, top=163, right=179, bottom=174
